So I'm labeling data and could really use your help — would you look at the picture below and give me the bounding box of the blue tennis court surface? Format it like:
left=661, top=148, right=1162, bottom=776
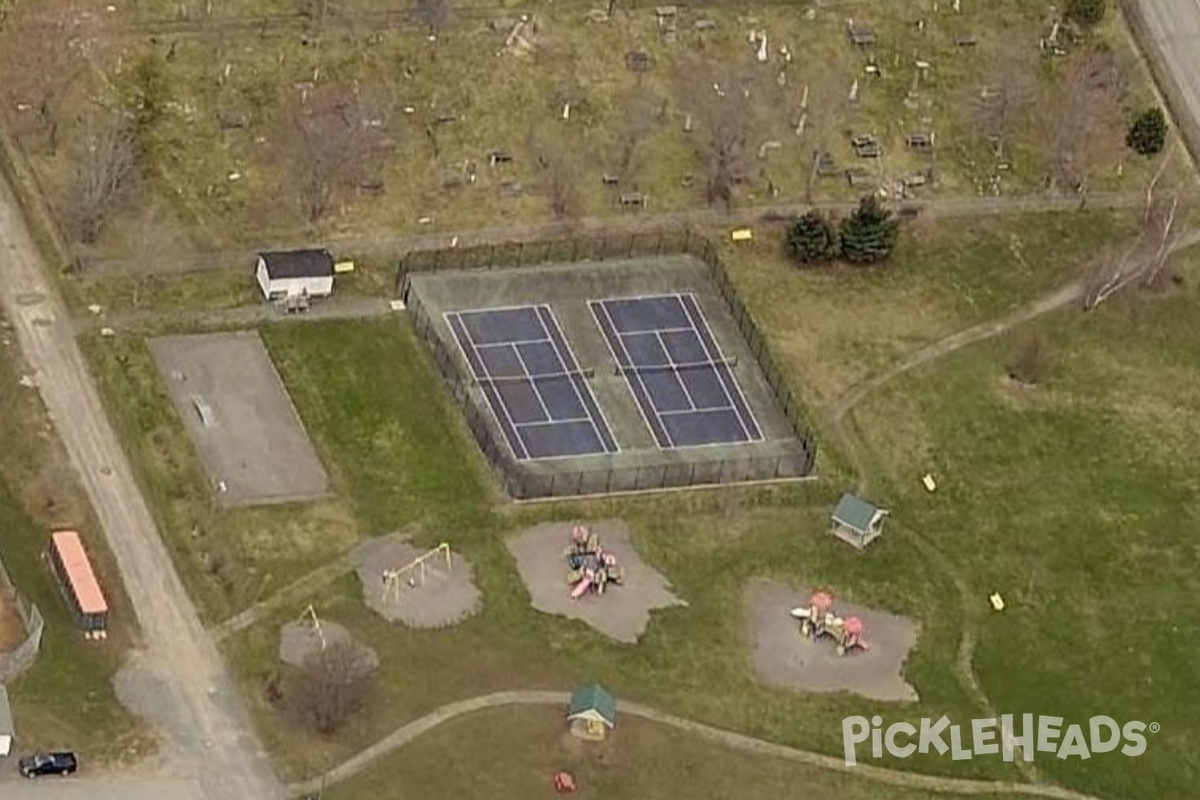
left=446, top=305, right=618, bottom=460
left=590, top=293, right=763, bottom=448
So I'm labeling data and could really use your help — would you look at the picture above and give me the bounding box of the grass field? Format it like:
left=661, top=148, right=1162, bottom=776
left=79, top=210, right=1197, bottom=798
left=2, top=0, right=1172, bottom=264
left=0, top=315, right=148, bottom=764
left=323, top=705, right=1033, bottom=800
left=846, top=284, right=1200, bottom=800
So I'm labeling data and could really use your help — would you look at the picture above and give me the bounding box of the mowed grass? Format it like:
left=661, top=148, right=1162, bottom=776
left=324, top=705, right=1032, bottom=800
left=80, top=212, right=1191, bottom=795
left=222, top=486, right=1003, bottom=782
left=724, top=209, right=1138, bottom=404
left=0, top=318, right=148, bottom=763
left=78, top=315, right=485, bottom=623
left=60, top=255, right=398, bottom=317
left=846, top=286, right=1200, bottom=799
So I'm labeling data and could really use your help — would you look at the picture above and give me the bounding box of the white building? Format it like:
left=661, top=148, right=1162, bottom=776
left=255, top=249, right=335, bottom=302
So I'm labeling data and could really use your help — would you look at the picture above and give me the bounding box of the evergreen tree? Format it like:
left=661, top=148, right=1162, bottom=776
left=1126, top=107, right=1168, bottom=156
left=786, top=210, right=838, bottom=264
left=838, top=196, right=899, bottom=264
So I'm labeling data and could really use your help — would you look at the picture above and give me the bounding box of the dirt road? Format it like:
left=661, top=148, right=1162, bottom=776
left=0, top=175, right=283, bottom=798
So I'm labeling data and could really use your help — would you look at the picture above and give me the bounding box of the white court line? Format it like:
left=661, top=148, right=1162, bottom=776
left=535, top=304, right=620, bottom=454
left=586, top=291, right=693, bottom=333
left=677, top=293, right=764, bottom=442
left=443, top=310, right=530, bottom=461
left=509, top=343, right=554, bottom=423
left=589, top=299, right=672, bottom=449
left=652, top=329, right=699, bottom=411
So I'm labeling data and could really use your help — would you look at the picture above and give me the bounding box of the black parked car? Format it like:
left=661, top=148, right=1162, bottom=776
left=18, top=751, right=78, bottom=778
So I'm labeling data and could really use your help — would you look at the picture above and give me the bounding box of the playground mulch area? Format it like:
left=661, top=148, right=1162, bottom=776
left=505, top=520, right=687, bottom=644
left=278, top=619, right=380, bottom=671
left=745, top=579, right=919, bottom=703
left=350, top=534, right=481, bottom=629
left=277, top=618, right=379, bottom=671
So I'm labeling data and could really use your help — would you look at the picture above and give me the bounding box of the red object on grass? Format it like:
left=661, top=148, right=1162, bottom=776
left=554, top=772, right=577, bottom=793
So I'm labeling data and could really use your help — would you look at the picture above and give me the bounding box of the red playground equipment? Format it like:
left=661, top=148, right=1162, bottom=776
left=564, top=525, right=623, bottom=599
left=554, top=772, right=578, bottom=793
left=790, top=591, right=871, bottom=656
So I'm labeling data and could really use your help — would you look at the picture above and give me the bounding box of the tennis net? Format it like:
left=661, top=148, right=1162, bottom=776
left=613, top=356, right=738, bottom=377
left=471, top=368, right=595, bottom=387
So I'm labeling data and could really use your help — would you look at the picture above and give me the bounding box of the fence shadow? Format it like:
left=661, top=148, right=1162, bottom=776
left=0, top=554, right=45, bottom=681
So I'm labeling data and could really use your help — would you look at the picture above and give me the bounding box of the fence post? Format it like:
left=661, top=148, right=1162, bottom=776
left=516, top=242, right=524, bottom=268
left=628, top=233, right=636, bottom=259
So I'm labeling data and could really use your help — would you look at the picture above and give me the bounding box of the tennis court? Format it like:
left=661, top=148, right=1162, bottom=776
left=590, top=293, right=763, bottom=448
left=445, top=304, right=618, bottom=460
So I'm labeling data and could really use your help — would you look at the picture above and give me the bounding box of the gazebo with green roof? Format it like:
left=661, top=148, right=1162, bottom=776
left=567, top=684, right=617, bottom=741
left=831, top=492, right=888, bottom=549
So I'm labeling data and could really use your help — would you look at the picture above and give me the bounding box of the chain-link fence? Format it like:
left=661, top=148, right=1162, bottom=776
left=398, top=229, right=817, bottom=500
left=0, top=552, right=45, bottom=681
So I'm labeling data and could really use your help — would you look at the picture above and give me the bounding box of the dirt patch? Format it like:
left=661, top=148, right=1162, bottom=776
left=278, top=620, right=380, bottom=671
left=506, top=520, right=686, bottom=644
left=745, top=579, right=919, bottom=703
left=0, top=588, right=25, bottom=652
left=350, top=535, right=481, bottom=629
left=148, top=331, right=330, bottom=507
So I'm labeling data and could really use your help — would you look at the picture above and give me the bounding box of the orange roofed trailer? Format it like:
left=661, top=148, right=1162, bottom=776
left=48, top=530, right=109, bottom=638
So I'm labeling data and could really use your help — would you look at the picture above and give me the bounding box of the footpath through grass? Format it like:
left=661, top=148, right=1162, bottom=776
left=848, top=287, right=1200, bottom=800
left=326, top=705, right=1034, bottom=800
left=78, top=211, right=1169, bottom=793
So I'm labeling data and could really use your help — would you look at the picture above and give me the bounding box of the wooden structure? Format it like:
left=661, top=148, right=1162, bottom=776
left=47, top=531, right=108, bottom=638
left=847, top=22, right=876, bottom=46
left=831, top=493, right=888, bottom=549
left=567, top=684, right=616, bottom=741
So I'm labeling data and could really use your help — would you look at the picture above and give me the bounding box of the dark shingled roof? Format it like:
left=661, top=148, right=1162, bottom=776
left=259, top=249, right=335, bottom=280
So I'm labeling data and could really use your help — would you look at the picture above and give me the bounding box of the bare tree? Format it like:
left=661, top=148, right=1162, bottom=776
left=1008, top=334, right=1049, bottom=386
left=675, top=61, right=755, bottom=208
left=527, top=127, right=583, bottom=220
left=62, top=110, right=140, bottom=246
left=0, top=0, right=109, bottom=153
left=412, top=0, right=453, bottom=35
left=615, top=89, right=660, bottom=181
left=1083, top=157, right=1189, bottom=309
left=285, top=640, right=377, bottom=734
left=276, top=84, right=385, bottom=223
left=1044, top=47, right=1123, bottom=192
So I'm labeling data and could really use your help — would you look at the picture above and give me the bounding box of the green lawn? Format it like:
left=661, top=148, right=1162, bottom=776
left=0, top=487, right=147, bottom=762
left=847, top=287, right=1200, bottom=799
left=78, top=211, right=1194, bottom=798
left=324, top=705, right=1033, bottom=800
left=0, top=316, right=147, bottom=763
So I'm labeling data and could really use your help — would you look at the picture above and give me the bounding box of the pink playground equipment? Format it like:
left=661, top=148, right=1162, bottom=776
left=565, top=526, right=623, bottom=599
left=790, top=590, right=871, bottom=656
